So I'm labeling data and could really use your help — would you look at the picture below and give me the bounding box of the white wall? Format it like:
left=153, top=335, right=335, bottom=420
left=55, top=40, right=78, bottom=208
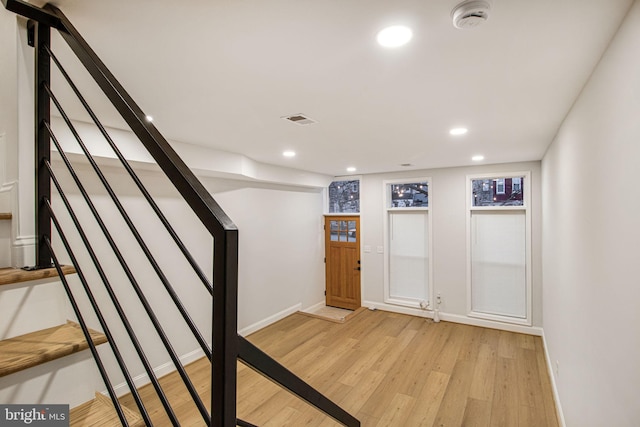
left=211, top=183, right=325, bottom=332
left=0, top=9, right=18, bottom=188
left=0, top=8, right=328, bottom=400
left=45, top=160, right=325, bottom=398
left=360, top=161, right=543, bottom=329
left=0, top=11, right=38, bottom=267
left=542, top=2, right=640, bottom=426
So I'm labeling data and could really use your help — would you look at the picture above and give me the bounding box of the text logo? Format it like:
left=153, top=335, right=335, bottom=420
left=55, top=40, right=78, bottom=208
left=0, top=405, right=68, bottom=426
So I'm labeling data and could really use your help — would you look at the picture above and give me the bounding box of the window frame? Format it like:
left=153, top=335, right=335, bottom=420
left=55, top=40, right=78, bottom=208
left=383, top=177, right=433, bottom=309
left=324, top=176, right=362, bottom=216
left=466, top=171, right=532, bottom=326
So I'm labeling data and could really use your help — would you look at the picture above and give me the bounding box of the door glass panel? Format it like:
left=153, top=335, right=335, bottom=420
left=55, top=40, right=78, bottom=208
left=348, top=220, right=356, bottom=242
left=389, top=212, right=429, bottom=301
left=338, top=221, right=347, bottom=242
left=330, top=220, right=339, bottom=241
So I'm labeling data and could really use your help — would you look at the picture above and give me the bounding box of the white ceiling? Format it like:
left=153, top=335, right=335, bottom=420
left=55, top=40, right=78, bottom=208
left=47, top=0, right=633, bottom=177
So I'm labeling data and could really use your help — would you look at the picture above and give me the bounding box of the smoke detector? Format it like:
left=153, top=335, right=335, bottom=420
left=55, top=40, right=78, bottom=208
left=451, top=0, right=491, bottom=29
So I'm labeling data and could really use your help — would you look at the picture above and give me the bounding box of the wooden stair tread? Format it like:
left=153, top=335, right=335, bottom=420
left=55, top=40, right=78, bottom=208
left=71, top=392, right=144, bottom=427
left=0, top=212, right=11, bottom=220
left=0, top=265, right=76, bottom=287
left=0, top=321, right=107, bottom=377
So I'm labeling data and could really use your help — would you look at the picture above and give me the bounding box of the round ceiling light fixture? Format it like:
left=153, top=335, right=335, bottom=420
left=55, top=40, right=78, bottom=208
left=283, top=150, right=296, bottom=158
left=377, top=25, right=413, bottom=48
left=451, top=0, right=491, bottom=29
left=450, top=127, right=468, bottom=136
left=346, top=166, right=357, bottom=173
left=472, top=155, right=485, bottom=161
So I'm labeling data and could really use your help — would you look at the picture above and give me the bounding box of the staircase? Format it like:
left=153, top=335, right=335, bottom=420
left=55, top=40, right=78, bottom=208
left=0, top=220, right=136, bottom=425
left=1, top=0, right=359, bottom=425
left=70, top=393, right=144, bottom=427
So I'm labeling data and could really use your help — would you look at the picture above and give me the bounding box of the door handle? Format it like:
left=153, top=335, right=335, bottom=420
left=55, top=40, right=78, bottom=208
left=354, top=267, right=361, bottom=271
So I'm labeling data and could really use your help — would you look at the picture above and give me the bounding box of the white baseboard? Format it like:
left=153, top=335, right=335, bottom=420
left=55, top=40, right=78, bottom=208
left=12, top=235, right=35, bottom=268
left=541, top=332, right=566, bottom=427
left=363, top=300, right=431, bottom=319
left=238, top=303, right=302, bottom=337
left=363, top=300, right=543, bottom=336
left=102, top=303, right=303, bottom=398
left=108, top=348, right=206, bottom=398
left=440, top=312, right=543, bottom=336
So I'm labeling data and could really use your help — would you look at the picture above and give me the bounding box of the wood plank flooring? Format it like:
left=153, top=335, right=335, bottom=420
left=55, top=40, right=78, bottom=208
left=0, top=265, right=76, bottom=287
left=0, top=321, right=107, bottom=377
left=119, top=310, right=559, bottom=426
left=70, top=392, right=144, bottom=427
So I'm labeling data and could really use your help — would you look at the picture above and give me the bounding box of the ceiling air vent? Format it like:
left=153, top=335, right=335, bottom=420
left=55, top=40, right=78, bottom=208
left=282, top=114, right=317, bottom=126
left=451, top=0, right=491, bottom=29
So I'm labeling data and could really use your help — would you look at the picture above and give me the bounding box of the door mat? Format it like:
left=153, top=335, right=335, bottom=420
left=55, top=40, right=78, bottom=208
left=299, top=305, right=366, bottom=324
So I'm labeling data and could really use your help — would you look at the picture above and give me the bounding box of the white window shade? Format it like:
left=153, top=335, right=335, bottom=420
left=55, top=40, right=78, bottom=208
left=471, top=211, right=526, bottom=318
left=389, top=211, right=429, bottom=302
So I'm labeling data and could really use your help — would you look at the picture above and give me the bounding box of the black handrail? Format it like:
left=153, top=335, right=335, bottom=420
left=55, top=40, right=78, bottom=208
left=47, top=3, right=237, bottom=240
left=45, top=8, right=241, bottom=422
left=46, top=89, right=210, bottom=424
left=45, top=81, right=212, bottom=363
left=238, top=337, right=361, bottom=427
left=45, top=44, right=213, bottom=297
left=34, top=12, right=52, bottom=268
left=44, top=237, right=131, bottom=427
left=1, top=0, right=62, bottom=29
left=44, top=197, right=153, bottom=426
left=45, top=130, right=181, bottom=425
left=3, top=1, right=361, bottom=425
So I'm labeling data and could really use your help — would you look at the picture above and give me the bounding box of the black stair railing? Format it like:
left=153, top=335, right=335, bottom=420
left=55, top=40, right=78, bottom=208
left=2, top=1, right=360, bottom=426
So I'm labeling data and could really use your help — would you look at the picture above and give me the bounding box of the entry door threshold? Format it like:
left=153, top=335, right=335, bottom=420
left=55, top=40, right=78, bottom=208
left=299, top=306, right=366, bottom=324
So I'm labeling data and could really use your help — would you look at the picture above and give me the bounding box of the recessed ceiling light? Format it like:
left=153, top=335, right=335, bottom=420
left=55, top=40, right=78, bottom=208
left=472, top=155, right=485, bottom=161
left=346, top=167, right=357, bottom=173
left=450, top=127, right=468, bottom=135
left=145, top=115, right=154, bottom=122
left=377, top=25, right=413, bottom=48
left=283, top=150, right=296, bottom=158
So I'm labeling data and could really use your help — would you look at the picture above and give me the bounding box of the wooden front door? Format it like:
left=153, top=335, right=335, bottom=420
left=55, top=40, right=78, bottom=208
left=325, top=216, right=361, bottom=310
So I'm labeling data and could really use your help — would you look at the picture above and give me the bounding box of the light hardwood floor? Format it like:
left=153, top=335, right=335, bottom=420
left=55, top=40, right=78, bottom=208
left=120, top=310, right=559, bottom=426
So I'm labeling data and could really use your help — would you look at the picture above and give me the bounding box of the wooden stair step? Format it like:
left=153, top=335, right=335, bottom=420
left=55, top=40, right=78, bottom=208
left=0, top=265, right=76, bottom=287
left=0, top=212, right=11, bottom=220
left=71, top=392, right=144, bottom=427
left=0, top=321, right=107, bottom=377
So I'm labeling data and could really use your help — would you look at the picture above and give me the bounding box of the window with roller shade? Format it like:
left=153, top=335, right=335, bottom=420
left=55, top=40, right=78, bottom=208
left=467, top=173, right=531, bottom=325
left=383, top=178, right=432, bottom=309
